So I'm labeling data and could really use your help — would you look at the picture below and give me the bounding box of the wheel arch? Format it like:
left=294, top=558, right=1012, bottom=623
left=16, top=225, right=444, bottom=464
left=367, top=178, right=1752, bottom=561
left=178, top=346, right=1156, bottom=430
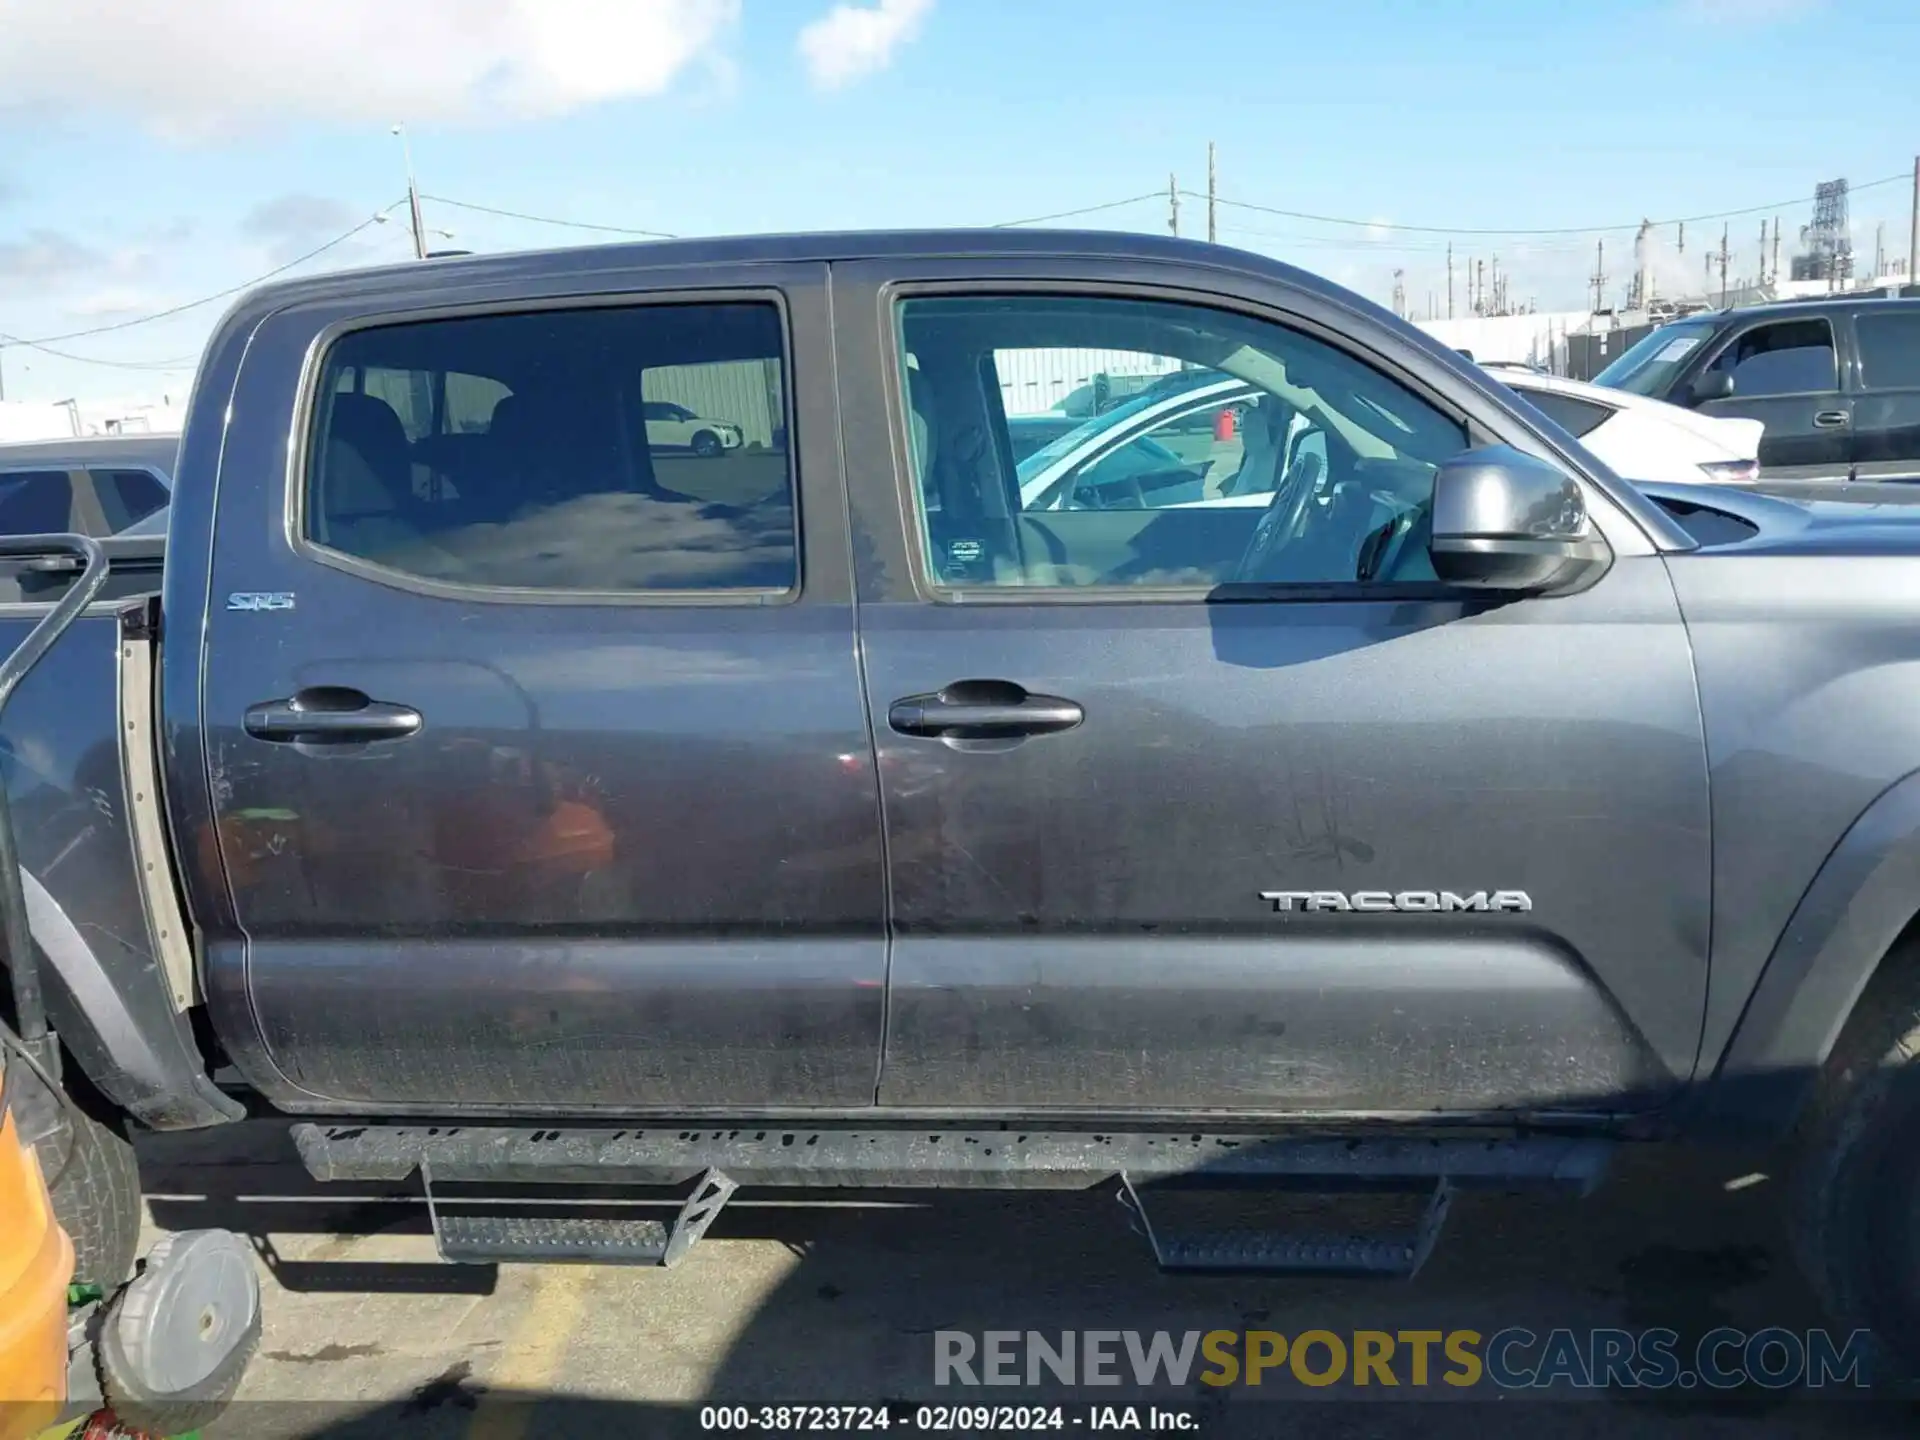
left=1699, top=767, right=1920, bottom=1139
left=14, top=868, right=241, bottom=1130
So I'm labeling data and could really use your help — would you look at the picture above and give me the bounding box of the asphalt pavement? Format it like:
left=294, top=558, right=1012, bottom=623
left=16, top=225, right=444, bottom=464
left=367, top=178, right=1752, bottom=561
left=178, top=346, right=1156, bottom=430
left=127, top=1120, right=1920, bottom=1439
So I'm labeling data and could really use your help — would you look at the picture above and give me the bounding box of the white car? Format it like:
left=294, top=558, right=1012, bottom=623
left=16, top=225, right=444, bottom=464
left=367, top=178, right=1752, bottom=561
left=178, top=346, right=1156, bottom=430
left=1484, top=364, right=1763, bottom=486
left=642, top=401, right=744, bottom=457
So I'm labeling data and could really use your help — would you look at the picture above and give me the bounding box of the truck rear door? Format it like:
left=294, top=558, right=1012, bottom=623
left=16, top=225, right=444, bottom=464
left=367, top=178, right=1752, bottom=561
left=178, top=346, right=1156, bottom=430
left=1848, top=304, right=1920, bottom=483
left=830, top=256, right=1711, bottom=1117
left=196, top=264, right=887, bottom=1112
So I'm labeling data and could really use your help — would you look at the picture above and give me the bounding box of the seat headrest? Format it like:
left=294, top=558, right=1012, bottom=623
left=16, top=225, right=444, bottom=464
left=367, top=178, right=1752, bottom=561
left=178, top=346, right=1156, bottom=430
left=328, top=393, right=410, bottom=476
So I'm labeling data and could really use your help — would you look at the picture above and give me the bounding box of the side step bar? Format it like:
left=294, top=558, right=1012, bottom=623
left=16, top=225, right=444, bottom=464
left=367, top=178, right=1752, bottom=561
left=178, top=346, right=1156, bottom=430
left=296, top=1124, right=1611, bottom=1191
left=427, top=1165, right=737, bottom=1268
left=295, top=1126, right=1609, bottom=1277
left=1118, top=1174, right=1453, bottom=1280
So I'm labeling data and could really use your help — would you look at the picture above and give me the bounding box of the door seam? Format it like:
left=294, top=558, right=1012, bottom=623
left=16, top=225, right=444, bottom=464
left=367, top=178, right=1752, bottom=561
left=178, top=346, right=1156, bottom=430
left=824, top=260, right=900, bottom=1105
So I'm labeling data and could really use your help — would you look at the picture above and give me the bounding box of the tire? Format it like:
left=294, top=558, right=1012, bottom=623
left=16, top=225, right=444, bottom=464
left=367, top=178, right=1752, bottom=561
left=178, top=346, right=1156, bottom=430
left=95, top=1229, right=261, bottom=1437
left=1790, top=942, right=1920, bottom=1388
left=45, top=1084, right=142, bottom=1292
left=691, top=429, right=722, bottom=458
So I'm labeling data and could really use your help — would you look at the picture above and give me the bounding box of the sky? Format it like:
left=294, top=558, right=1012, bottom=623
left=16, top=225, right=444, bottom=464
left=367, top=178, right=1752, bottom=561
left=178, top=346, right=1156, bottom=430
left=1, top=0, right=1917, bottom=413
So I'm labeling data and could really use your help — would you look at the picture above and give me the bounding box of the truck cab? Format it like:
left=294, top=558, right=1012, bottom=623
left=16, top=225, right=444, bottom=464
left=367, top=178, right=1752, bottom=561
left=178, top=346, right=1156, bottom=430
left=14, top=231, right=1920, bottom=1373
left=1593, top=295, right=1920, bottom=484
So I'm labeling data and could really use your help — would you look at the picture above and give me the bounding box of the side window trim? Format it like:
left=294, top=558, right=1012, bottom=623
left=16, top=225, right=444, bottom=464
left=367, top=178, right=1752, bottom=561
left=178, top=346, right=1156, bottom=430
left=286, top=288, right=804, bottom=608
left=885, top=286, right=1482, bottom=604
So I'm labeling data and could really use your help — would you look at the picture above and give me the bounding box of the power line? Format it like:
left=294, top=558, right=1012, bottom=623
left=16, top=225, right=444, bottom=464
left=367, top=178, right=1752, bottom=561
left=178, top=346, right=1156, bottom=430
left=1186, top=170, right=1912, bottom=238
left=991, top=192, right=1163, bottom=228
left=0, top=332, right=199, bottom=370
left=5, top=205, right=404, bottom=348
left=423, top=195, right=677, bottom=238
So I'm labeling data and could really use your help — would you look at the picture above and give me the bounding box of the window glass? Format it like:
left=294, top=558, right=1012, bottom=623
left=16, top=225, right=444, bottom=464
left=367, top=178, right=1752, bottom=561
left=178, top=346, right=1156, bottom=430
left=896, top=296, right=1469, bottom=590
left=306, top=302, right=796, bottom=594
left=91, top=469, right=170, bottom=532
left=1592, top=320, right=1715, bottom=397
left=443, top=372, right=511, bottom=434
left=1708, top=319, right=1836, bottom=397
left=1515, top=389, right=1615, bottom=438
left=1856, top=311, right=1920, bottom=390
left=0, top=470, right=73, bottom=536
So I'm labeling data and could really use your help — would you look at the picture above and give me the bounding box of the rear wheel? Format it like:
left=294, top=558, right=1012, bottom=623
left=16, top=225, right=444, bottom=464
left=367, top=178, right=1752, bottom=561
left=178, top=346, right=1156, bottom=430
left=46, top=1083, right=142, bottom=1292
left=1790, top=943, right=1920, bottom=1387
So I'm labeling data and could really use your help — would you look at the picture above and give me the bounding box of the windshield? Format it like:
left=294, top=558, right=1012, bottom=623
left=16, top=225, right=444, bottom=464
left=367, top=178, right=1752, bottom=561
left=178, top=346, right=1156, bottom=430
left=1014, top=384, right=1190, bottom=482
left=1592, top=320, right=1716, bottom=396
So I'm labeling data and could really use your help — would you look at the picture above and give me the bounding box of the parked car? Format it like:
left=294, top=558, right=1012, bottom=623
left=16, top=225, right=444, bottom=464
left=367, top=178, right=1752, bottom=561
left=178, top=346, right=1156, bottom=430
left=641, top=400, right=743, bottom=456
left=0, top=434, right=173, bottom=538
left=21, top=229, right=1920, bottom=1379
left=1592, top=295, right=1920, bottom=483
left=1014, top=373, right=1264, bottom=510
left=1483, top=363, right=1763, bottom=485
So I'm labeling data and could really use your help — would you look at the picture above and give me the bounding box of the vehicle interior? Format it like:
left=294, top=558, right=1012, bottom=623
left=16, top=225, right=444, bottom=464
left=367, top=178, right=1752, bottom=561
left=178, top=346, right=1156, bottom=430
left=898, top=297, right=1470, bottom=590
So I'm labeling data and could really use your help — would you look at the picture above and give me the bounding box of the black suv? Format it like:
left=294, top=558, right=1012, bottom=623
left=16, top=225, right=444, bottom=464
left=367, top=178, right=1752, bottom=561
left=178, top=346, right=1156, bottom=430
left=1593, top=293, right=1920, bottom=483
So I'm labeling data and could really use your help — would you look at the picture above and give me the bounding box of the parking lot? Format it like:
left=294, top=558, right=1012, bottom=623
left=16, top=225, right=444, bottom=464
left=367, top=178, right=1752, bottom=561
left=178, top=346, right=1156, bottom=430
left=131, top=1122, right=1917, bottom=1438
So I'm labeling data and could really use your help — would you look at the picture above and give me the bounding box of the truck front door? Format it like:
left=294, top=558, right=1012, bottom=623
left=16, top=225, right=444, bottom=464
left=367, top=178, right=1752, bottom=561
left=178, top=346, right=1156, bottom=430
left=197, top=268, right=887, bottom=1112
left=832, top=260, right=1711, bottom=1117
left=1688, top=314, right=1851, bottom=481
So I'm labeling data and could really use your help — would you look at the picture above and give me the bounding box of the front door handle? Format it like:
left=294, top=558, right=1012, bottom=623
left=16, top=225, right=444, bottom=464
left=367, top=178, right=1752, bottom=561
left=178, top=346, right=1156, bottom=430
left=1813, top=409, right=1851, bottom=428
left=889, top=681, right=1083, bottom=740
left=244, top=689, right=422, bottom=743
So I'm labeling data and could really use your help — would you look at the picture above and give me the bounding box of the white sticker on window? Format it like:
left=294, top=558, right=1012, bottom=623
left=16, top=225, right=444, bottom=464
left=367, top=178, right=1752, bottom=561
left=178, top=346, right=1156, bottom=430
left=1656, top=336, right=1701, bottom=362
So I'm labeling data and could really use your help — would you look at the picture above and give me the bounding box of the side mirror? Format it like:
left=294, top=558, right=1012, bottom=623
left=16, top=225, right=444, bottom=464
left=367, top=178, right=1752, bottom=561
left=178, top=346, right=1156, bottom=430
left=1689, top=371, right=1735, bottom=405
left=1429, top=445, right=1611, bottom=595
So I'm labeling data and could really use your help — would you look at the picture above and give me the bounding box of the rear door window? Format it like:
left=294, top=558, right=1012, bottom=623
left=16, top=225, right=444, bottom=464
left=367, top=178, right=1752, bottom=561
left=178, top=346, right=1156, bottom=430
left=89, top=468, right=170, bottom=532
left=304, top=301, right=796, bottom=595
left=1855, top=311, right=1920, bottom=390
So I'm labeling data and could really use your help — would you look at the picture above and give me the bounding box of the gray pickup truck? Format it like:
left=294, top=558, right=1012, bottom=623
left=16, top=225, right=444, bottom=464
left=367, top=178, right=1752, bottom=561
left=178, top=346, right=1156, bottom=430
left=11, top=229, right=1920, bottom=1378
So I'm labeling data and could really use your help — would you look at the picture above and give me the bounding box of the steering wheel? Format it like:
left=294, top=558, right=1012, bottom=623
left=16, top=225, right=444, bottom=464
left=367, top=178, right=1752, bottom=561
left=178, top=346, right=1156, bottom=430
left=1230, top=451, right=1324, bottom=583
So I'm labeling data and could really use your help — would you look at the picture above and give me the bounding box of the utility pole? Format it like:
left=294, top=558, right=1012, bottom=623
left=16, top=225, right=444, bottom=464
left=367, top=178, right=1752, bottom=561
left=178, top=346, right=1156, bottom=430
left=1590, top=239, right=1607, bottom=313
left=1391, top=268, right=1406, bottom=318
left=1206, top=142, right=1217, bottom=245
left=392, top=123, right=427, bottom=260
left=1773, top=217, right=1782, bottom=288
left=1910, top=154, right=1919, bottom=286
left=1759, top=221, right=1768, bottom=285
left=1678, top=221, right=1685, bottom=256
left=1476, top=259, right=1485, bottom=316
left=1490, top=255, right=1500, bottom=315
left=1168, top=173, right=1179, bottom=237
left=1718, top=223, right=1730, bottom=307
left=1446, top=243, right=1454, bottom=319
left=1875, top=221, right=1886, bottom=281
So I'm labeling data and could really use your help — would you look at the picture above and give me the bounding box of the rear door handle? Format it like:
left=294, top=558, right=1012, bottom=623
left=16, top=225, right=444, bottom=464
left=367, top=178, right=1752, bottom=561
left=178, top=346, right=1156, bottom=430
left=889, top=682, right=1083, bottom=740
left=244, top=689, right=422, bottom=743
left=1813, top=409, right=1850, bottom=428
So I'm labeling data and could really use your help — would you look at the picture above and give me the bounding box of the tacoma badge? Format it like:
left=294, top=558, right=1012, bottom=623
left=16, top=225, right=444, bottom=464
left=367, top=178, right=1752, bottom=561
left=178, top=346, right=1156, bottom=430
left=1260, top=890, right=1532, bottom=913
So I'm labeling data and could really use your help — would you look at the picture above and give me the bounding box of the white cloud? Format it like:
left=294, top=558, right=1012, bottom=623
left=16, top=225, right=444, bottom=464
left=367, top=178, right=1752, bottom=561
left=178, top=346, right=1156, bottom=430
left=797, top=0, right=933, bottom=90
left=0, top=229, right=104, bottom=288
left=0, top=0, right=741, bottom=138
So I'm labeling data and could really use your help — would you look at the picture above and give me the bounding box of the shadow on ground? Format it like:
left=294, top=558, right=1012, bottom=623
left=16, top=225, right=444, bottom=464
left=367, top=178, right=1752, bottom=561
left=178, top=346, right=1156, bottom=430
left=134, top=1122, right=1920, bottom=1438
